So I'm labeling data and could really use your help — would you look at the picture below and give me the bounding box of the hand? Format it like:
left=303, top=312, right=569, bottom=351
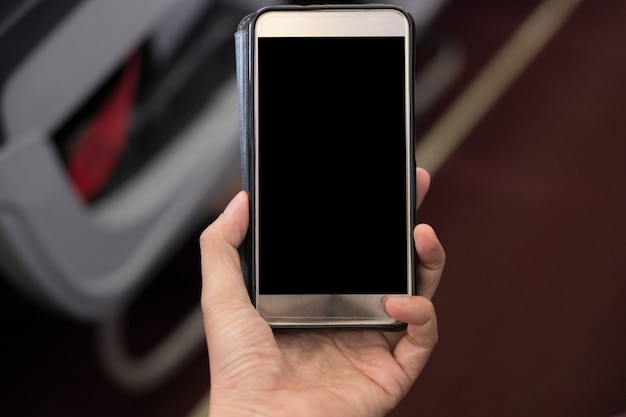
left=199, top=167, right=445, bottom=417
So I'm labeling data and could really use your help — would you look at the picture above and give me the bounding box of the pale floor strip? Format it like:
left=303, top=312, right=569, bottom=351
left=187, top=392, right=211, bottom=417
left=187, top=0, right=582, bottom=415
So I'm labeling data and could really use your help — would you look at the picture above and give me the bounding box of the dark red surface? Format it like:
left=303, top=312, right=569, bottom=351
left=392, top=1, right=626, bottom=416
left=2, top=1, right=625, bottom=416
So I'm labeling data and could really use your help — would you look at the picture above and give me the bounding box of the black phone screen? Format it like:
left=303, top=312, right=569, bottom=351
left=257, top=37, right=409, bottom=295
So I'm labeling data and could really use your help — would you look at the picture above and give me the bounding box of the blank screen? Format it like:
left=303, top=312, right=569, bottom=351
left=257, top=37, right=408, bottom=294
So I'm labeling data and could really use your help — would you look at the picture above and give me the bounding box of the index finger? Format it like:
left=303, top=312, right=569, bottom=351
left=416, top=167, right=431, bottom=209
left=414, top=223, right=445, bottom=300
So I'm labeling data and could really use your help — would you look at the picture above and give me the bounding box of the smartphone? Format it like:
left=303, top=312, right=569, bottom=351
left=239, top=4, right=416, bottom=329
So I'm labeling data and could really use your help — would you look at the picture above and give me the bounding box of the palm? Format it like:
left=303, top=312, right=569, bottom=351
left=209, top=306, right=412, bottom=417
left=202, top=169, right=443, bottom=417
left=274, top=330, right=410, bottom=415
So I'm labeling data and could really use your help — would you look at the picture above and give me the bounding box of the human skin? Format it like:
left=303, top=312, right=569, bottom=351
left=199, top=167, right=445, bottom=417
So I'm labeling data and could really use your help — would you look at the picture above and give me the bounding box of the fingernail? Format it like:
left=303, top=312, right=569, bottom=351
left=223, top=191, right=243, bottom=214
left=382, top=296, right=390, bottom=315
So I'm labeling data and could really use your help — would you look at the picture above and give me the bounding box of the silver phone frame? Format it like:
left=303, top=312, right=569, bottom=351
left=251, top=7, right=415, bottom=329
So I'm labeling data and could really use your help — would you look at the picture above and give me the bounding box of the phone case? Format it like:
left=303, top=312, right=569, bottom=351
left=234, top=4, right=416, bottom=329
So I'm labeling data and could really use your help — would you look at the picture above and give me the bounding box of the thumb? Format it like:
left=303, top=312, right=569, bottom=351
left=199, top=191, right=257, bottom=341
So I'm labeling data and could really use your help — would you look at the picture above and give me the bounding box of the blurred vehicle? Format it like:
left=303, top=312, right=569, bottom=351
left=0, top=0, right=250, bottom=320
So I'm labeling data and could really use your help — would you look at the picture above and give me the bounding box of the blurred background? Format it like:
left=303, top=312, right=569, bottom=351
left=1, top=0, right=625, bottom=416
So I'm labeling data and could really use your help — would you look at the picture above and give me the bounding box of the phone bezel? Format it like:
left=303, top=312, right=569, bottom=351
left=249, top=6, right=416, bottom=329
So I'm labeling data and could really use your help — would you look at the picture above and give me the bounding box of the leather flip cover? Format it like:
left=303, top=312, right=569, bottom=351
left=235, top=12, right=255, bottom=196
left=234, top=11, right=255, bottom=295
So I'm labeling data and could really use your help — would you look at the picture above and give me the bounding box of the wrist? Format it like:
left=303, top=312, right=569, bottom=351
left=208, top=403, right=272, bottom=417
left=208, top=390, right=289, bottom=417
